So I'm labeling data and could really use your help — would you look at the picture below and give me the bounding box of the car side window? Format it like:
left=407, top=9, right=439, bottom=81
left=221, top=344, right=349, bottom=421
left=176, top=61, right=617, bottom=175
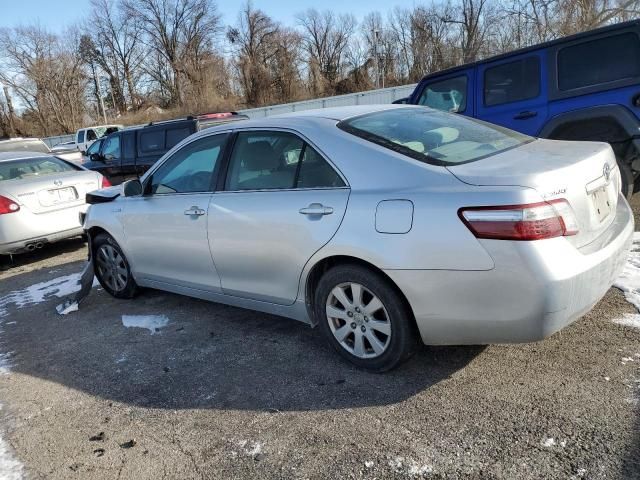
left=102, top=135, right=121, bottom=161
left=484, top=57, right=540, bottom=107
left=77, top=130, right=85, bottom=144
left=297, top=146, right=345, bottom=188
left=86, top=139, right=101, bottom=155
left=149, top=134, right=228, bottom=195
left=418, top=76, right=467, bottom=113
left=225, top=132, right=304, bottom=191
left=87, top=129, right=97, bottom=141
left=557, top=32, right=640, bottom=91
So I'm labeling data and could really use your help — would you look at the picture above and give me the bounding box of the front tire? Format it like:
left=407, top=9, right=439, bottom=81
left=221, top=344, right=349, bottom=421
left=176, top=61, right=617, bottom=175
left=314, top=264, right=418, bottom=372
left=93, top=233, right=137, bottom=299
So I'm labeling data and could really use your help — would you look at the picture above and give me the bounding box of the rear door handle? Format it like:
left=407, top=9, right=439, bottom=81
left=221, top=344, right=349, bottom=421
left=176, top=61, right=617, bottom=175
left=184, top=206, right=206, bottom=216
left=513, top=111, right=538, bottom=120
left=299, top=203, right=333, bottom=216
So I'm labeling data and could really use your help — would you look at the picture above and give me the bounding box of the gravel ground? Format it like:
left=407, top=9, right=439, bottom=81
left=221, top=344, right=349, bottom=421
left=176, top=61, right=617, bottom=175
left=0, top=200, right=639, bottom=479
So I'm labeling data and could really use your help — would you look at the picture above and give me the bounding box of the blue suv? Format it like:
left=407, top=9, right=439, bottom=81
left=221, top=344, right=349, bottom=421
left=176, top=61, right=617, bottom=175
left=403, top=20, right=640, bottom=198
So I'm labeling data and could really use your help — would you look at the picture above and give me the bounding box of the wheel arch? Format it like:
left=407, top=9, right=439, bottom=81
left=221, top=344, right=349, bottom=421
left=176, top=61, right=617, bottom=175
left=538, top=104, right=640, bottom=163
left=304, top=254, right=417, bottom=330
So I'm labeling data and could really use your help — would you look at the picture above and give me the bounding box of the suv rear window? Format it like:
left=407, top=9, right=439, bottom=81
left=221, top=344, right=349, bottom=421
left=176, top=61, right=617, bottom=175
left=484, top=57, right=540, bottom=106
left=558, top=32, right=640, bottom=91
left=338, top=107, right=532, bottom=165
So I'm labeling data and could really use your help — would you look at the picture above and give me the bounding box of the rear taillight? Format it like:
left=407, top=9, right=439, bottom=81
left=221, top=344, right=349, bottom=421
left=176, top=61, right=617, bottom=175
left=0, top=195, right=20, bottom=215
left=459, top=199, right=579, bottom=241
left=101, top=177, right=112, bottom=188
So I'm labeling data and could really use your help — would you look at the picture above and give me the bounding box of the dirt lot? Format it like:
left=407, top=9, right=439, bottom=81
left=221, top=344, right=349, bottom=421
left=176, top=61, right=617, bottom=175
left=0, top=201, right=639, bottom=480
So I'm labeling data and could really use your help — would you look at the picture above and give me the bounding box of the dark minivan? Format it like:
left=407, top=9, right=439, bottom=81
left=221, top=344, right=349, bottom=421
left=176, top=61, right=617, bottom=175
left=84, top=112, right=248, bottom=184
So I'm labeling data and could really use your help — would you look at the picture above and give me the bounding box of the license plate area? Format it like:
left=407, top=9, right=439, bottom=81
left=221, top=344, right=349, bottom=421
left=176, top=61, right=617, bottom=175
left=39, top=187, right=78, bottom=207
left=591, top=187, right=612, bottom=223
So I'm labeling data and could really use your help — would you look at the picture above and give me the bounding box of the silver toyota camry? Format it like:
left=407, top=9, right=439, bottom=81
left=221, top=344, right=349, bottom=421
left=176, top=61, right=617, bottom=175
left=0, top=151, right=110, bottom=255
left=83, top=105, right=634, bottom=371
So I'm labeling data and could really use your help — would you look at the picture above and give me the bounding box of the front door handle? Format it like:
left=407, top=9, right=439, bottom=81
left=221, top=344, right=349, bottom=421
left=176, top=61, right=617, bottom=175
left=299, top=203, right=333, bottom=216
left=513, top=110, right=538, bottom=120
left=184, top=206, right=206, bottom=216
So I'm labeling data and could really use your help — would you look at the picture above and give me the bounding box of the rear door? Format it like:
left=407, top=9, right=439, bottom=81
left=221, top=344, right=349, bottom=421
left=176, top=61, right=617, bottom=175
left=121, top=133, right=229, bottom=292
left=476, top=52, right=549, bottom=135
left=208, top=129, right=350, bottom=305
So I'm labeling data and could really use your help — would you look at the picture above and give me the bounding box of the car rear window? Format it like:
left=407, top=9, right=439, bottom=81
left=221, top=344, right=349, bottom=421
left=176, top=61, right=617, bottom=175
left=337, top=107, right=533, bottom=165
left=0, top=139, right=50, bottom=154
left=557, top=32, right=640, bottom=91
left=0, top=156, right=79, bottom=182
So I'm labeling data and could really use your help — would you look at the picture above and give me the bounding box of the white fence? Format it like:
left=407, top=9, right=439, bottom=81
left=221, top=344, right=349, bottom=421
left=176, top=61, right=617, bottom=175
left=43, top=83, right=417, bottom=146
left=237, top=84, right=417, bottom=119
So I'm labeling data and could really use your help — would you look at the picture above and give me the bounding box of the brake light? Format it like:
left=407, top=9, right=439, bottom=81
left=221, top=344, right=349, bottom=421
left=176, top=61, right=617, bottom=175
left=459, top=199, right=579, bottom=241
left=101, top=177, right=112, bottom=188
left=0, top=195, right=20, bottom=215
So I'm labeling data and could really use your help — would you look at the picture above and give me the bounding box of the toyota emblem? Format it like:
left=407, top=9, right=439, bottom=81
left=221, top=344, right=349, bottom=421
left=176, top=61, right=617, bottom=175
left=603, top=163, right=611, bottom=182
left=54, top=180, right=63, bottom=187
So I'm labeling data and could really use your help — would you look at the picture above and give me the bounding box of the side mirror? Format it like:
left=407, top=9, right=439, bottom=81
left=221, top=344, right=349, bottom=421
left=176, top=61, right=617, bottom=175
left=80, top=150, right=86, bottom=156
left=123, top=179, right=143, bottom=197
left=90, top=153, right=102, bottom=162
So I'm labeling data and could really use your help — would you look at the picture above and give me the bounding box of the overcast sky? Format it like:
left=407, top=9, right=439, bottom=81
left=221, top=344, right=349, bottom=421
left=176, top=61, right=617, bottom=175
left=1, top=0, right=411, bottom=31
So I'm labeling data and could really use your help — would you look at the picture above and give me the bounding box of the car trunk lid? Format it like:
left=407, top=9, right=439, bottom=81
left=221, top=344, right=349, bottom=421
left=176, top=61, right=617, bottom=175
left=447, top=139, right=620, bottom=248
left=1, top=170, right=101, bottom=214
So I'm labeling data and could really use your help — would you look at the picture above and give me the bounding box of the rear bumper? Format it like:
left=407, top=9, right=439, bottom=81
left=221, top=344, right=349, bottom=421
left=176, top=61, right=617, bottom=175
left=0, top=204, right=87, bottom=255
left=385, top=195, right=634, bottom=345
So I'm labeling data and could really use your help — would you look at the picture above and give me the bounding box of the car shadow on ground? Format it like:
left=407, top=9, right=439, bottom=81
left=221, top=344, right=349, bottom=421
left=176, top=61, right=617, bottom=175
left=3, top=267, right=485, bottom=412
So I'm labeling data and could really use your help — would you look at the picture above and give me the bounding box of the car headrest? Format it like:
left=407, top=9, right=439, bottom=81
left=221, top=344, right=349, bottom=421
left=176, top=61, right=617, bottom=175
left=242, top=141, right=279, bottom=171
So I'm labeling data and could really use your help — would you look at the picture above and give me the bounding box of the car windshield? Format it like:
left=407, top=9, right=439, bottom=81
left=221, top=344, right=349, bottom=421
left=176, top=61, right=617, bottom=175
left=337, top=107, right=533, bottom=165
left=0, top=139, right=50, bottom=154
left=0, top=156, right=79, bottom=182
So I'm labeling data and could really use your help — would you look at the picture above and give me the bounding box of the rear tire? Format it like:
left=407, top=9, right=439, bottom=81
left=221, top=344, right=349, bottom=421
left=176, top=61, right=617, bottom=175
left=617, top=159, right=634, bottom=201
left=314, top=264, right=418, bottom=372
left=93, top=233, right=137, bottom=299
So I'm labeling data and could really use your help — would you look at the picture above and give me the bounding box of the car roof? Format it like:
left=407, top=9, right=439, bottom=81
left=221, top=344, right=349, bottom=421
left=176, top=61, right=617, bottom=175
left=415, top=19, right=640, bottom=84
left=0, top=137, right=45, bottom=143
left=0, top=151, right=50, bottom=162
left=198, top=105, right=417, bottom=135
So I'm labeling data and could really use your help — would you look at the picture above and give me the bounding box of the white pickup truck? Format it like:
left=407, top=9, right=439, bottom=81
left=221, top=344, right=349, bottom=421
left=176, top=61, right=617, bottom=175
left=75, top=125, right=123, bottom=153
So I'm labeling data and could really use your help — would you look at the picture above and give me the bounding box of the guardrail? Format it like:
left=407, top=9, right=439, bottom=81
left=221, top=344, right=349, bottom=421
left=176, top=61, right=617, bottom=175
left=42, top=134, right=74, bottom=148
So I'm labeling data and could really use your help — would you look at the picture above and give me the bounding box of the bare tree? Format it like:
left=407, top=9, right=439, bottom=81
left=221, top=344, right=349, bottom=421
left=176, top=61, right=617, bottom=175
left=123, top=0, right=224, bottom=107
left=296, top=9, right=356, bottom=96
left=0, top=26, right=88, bottom=136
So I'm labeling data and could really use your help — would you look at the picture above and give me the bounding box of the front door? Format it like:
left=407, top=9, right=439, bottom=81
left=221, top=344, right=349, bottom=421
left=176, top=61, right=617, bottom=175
left=121, top=133, right=229, bottom=292
left=208, top=130, right=350, bottom=305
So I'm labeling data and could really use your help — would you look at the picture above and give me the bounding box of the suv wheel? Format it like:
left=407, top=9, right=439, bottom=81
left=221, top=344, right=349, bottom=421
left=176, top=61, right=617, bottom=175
left=93, top=233, right=137, bottom=299
left=315, top=264, right=418, bottom=372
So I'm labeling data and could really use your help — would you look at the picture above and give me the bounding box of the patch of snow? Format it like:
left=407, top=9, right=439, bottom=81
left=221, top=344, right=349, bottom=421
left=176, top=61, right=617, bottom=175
left=388, top=457, right=433, bottom=477
left=614, top=314, right=640, bottom=330
left=0, top=433, right=23, bottom=480
left=622, top=356, right=635, bottom=365
left=121, top=315, right=169, bottom=334
left=0, top=274, right=98, bottom=318
left=604, top=376, right=611, bottom=381
left=364, top=461, right=374, bottom=468
left=541, top=438, right=556, bottom=448
left=614, top=233, right=640, bottom=325
left=238, top=440, right=263, bottom=457
left=0, top=352, right=14, bottom=375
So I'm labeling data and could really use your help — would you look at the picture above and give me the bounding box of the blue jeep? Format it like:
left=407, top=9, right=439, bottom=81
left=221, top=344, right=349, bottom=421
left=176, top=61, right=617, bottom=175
left=403, top=20, right=640, bottom=198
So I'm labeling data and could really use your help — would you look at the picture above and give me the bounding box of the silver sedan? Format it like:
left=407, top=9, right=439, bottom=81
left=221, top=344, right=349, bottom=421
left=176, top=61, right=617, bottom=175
left=83, top=105, right=634, bottom=371
left=0, top=151, right=109, bottom=255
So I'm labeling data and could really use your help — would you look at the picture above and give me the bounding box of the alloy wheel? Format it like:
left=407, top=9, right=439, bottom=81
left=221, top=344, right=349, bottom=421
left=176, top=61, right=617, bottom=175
left=96, top=244, right=128, bottom=292
left=325, top=282, right=391, bottom=359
